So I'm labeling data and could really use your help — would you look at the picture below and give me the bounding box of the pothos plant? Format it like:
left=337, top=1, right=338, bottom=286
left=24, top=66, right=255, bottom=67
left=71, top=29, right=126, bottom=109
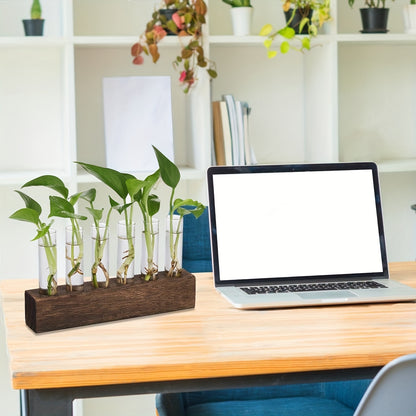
left=10, top=190, right=57, bottom=295
left=153, top=146, right=204, bottom=277
left=131, top=0, right=217, bottom=93
left=260, top=0, right=331, bottom=58
left=78, top=146, right=204, bottom=281
left=76, top=163, right=137, bottom=285
left=16, top=175, right=89, bottom=292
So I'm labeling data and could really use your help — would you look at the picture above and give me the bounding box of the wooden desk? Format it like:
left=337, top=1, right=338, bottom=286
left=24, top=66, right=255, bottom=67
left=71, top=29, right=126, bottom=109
left=2, top=262, right=416, bottom=416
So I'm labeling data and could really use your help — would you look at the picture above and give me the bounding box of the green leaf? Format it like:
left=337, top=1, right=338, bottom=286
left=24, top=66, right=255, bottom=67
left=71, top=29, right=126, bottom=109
left=22, top=175, right=69, bottom=199
left=207, top=69, right=217, bottom=79
left=9, top=208, right=40, bottom=225
left=76, top=162, right=134, bottom=200
left=147, top=194, right=160, bottom=216
left=259, top=24, right=273, bottom=37
left=279, top=26, right=295, bottom=40
left=153, top=146, right=180, bottom=189
left=109, top=196, right=128, bottom=214
left=263, top=38, right=273, bottom=49
left=143, top=170, right=161, bottom=201
left=267, top=50, right=277, bottom=59
left=49, top=195, right=73, bottom=216
left=299, top=17, right=309, bottom=35
left=309, top=24, right=318, bottom=37
left=280, top=41, right=291, bottom=54
left=32, top=223, right=52, bottom=241
left=49, top=196, right=87, bottom=220
left=174, top=198, right=205, bottom=218
left=166, top=20, right=178, bottom=34
left=86, top=207, right=103, bottom=222
left=126, top=178, right=145, bottom=199
left=302, top=37, right=311, bottom=50
left=79, top=188, right=96, bottom=204
left=15, top=190, right=42, bottom=215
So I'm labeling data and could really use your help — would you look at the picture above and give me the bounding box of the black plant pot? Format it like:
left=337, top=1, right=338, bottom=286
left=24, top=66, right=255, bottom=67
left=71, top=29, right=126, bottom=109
left=159, top=8, right=178, bottom=36
left=284, top=8, right=313, bottom=35
left=22, top=19, right=44, bottom=36
left=360, top=8, right=389, bottom=33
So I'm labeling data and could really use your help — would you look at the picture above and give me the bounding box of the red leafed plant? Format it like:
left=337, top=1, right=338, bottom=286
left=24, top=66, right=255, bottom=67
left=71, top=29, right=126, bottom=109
left=131, top=0, right=217, bottom=93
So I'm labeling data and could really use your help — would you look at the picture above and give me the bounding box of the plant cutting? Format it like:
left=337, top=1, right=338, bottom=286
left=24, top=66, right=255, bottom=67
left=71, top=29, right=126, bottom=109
left=18, top=175, right=88, bottom=292
left=76, top=163, right=137, bottom=284
left=130, top=0, right=217, bottom=93
left=260, top=0, right=331, bottom=58
left=79, top=188, right=115, bottom=288
left=153, top=146, right=205, bottom=277
left=128, top=170, right=162, bottom=281
left=10, top=190, right=57, bottom=295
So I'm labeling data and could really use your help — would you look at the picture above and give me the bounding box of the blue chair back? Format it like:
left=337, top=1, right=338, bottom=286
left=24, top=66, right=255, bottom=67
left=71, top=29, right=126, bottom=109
left=182, top=207, right=212, bottom=273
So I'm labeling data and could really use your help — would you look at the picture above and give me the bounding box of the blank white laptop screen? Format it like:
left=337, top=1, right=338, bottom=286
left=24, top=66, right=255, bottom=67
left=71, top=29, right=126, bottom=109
left=211, top=168, right=384, bottom=282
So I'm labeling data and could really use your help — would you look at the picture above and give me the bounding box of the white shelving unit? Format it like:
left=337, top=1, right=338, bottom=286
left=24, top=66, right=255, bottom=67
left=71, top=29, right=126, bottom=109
left=1, top=0, right=416, bottom=276
left=1, top=3, right=416, bottom=414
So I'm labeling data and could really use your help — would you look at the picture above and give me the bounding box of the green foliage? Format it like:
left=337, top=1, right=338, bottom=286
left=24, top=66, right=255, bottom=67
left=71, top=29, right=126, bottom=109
left=31, top=0, right=42, bottom=19
left=153, top=146, right=205, bottom=276
left=11, top=148, right=205, bottom=284
left=131, top=0, right=217, bottom=93
left=348, top=0, right=394, bottom=7
left=222, top=0, right=252, bottom=7
left=75, top=162, right=135, bottom=201
left=260, top=0, right=331, bottom=58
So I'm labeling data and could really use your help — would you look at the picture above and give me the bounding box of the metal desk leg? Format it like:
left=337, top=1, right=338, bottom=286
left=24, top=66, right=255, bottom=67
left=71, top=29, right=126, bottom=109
left=21, top=389, right=73, bottom=416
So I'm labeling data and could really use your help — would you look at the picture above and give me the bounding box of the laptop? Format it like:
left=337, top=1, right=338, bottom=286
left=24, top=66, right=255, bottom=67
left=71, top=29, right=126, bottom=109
left=207, top=162, right=416, bottom=309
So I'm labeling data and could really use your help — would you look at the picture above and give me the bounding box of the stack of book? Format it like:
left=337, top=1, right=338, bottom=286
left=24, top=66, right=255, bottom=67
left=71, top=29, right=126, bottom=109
left=212, top=94, right=257, bottom=166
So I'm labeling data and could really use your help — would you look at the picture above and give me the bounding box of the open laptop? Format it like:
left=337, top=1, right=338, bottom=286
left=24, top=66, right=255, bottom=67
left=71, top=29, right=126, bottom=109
left=207, top=162, right=416, bottom=309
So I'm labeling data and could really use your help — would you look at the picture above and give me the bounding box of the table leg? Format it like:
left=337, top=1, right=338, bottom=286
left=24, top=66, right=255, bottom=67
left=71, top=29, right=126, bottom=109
left=21, top=389, right=73, bottom=416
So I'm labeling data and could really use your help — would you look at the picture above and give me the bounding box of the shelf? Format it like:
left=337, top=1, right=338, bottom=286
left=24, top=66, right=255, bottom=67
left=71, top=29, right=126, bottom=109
left=0, top=36, right=67, bottom=47
left=337, top=33, right=416, bottom=44
left=377, top=159, right=416, bottom=173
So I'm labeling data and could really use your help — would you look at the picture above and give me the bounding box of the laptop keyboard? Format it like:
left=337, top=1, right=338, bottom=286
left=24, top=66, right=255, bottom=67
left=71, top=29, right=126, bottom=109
left=241, top=281, right=387, bottom=295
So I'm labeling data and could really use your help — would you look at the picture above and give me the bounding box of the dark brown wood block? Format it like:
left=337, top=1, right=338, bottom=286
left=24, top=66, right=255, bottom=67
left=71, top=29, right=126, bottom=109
left=25, top=270, right=195, bottom=333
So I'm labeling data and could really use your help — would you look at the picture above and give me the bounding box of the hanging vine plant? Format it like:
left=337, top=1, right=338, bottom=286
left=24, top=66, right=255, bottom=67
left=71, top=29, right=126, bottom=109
left=131, top=0, right=217, bottom=93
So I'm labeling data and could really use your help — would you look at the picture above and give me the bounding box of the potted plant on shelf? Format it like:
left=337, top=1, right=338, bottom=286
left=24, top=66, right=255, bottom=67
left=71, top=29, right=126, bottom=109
left=221, top=0, right=253, bottom=36
left=22, top=0, right=44, bottom=36
left=403, top=0, right=416, bottom=33
left=347, top=0, right=395, bottom=33
left=131, top=0, right=217, bottom=93
left=260, top=0, right=331, bottom=58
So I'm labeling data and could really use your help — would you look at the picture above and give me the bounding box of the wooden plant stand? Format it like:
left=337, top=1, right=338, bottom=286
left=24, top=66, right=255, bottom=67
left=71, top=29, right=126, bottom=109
left=25, top=270, right=195, bottom=333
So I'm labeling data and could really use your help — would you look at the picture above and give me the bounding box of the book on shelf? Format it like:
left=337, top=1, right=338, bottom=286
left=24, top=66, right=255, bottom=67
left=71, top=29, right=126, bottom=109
left=212, top=100, right=232, bottom=165
left=212, top=94, right=256, bottom=166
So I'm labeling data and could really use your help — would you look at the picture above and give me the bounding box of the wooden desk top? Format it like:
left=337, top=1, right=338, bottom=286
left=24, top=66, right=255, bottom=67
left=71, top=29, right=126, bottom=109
left=2, top=262, right=416, bottom=391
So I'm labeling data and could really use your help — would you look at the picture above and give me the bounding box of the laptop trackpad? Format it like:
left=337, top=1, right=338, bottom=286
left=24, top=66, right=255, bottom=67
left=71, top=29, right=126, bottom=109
left=298, top=290, right=357, bottom=300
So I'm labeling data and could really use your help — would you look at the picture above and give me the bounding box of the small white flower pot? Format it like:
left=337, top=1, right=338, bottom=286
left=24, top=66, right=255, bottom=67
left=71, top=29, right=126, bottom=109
left=230, top=7, right=253, bottom=36
left=403, top=5, right=416, bottom=34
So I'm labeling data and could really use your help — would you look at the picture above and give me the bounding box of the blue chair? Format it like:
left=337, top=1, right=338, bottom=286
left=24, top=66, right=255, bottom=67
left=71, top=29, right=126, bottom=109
left=157, top=207, right=372, bottom=416
left=181, top=207, right=212, bottom=273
